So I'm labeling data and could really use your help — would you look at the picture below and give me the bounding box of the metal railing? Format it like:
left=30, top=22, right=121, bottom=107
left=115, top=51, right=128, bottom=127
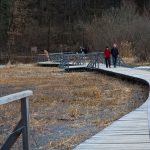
left=59, top=52, right=104, bottom=69
left=87, top=55, right=126, bottom=69
left=0, top=90, right=33, bottom=150
left=58, top=52, right=126, bottom=69
left=37, top=52, right=76, bottom=63
left=36, top=54, right=48, bottom=62
left=36, top=52, right=126, bottom=69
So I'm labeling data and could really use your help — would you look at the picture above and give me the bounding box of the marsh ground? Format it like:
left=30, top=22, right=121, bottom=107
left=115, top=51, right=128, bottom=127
left=0, top=65, right=148, bottom=150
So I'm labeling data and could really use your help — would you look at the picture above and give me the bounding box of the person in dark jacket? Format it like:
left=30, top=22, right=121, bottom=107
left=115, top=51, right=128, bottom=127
left=104, top=47, right=111, bottom=68
left=79, top=46, right=84, bottom=54
left=111, top=44, right=119, bottom=68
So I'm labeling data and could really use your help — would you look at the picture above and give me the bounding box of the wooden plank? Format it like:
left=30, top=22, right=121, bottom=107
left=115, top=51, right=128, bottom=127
left=37, top=61, right=60, bottom=65
left=73, top=65, right=150, bottom=150
left=0, top=90, right=33, bottom=105
left=75, top=143, right=150, bottom=150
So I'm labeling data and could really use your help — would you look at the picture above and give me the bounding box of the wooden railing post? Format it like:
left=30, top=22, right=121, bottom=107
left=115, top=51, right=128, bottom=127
left=0, top=91, right=32, bottom=150
left=21, top=97, right=30, bottom=150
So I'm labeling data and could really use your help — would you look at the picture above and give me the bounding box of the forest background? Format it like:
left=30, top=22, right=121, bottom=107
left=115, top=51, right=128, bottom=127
left=0, top=0, right=150, bottom=62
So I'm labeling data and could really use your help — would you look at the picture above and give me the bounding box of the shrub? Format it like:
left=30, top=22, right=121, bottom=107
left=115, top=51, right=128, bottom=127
left=84, top=2, right=150, bottom=61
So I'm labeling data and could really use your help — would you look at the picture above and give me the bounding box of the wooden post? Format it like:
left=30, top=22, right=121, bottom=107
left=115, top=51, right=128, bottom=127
left=21, top=97, right=30, bottom=150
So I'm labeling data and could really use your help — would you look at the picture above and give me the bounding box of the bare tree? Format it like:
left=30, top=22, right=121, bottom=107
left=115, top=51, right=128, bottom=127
left=7, top=0, right=27, bottom=63
left=84, top=2, right=150, bottom=61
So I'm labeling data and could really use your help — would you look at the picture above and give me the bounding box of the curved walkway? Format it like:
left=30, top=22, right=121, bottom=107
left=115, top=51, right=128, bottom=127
left=73, top=65, right=150, bottom=150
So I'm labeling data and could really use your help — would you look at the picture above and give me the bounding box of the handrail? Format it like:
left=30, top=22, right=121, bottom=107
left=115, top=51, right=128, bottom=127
left=0, top=90, right=33, bottom=105
left=37, top=52, right=103, bottom=63
left=58, top=52, right=126, bottom=69
left=36, top=51, right=127, bottom=69
left=37, top=52, right=76, bottom=63
left=0, top=90, right=33, bottom=150
left=59, top=52, right=104, bottom=69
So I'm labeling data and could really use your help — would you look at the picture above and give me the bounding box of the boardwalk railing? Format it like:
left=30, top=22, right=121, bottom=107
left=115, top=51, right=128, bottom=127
left=59, top=52, right=126, bottom=69
left=37, top=54, right=49, bottom=62
left=37, top=52, right=75, bottom=63
left=36, top=52, right=126, bottom=69
left=0, top=90, right=33, bottom=150
left=87, top=55, right=126, bottom=69
left=58, top=52, right=104, bottom=69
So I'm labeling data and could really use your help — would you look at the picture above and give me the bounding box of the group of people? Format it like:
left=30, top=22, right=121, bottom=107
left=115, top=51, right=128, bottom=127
left=79, top=44, right=119, bottom=68
left=104, top=44, right=119, bottom=68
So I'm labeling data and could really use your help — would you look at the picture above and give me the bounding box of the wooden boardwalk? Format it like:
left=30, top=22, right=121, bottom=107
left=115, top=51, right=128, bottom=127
left=37, top=61, right=60, bottom=67
left=73, top=64, right=150, bottom=150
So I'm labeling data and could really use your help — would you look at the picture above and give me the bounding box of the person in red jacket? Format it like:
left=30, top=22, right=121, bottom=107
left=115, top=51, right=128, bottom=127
left=104, top=47, right=111, bottom=68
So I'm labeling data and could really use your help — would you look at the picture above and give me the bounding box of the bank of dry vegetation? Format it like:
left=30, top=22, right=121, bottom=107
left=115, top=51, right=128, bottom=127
left=0, top=65, right=148, bottom=149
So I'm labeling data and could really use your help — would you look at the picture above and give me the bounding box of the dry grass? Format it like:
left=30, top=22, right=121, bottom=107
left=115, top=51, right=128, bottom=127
left=123, top=57, right=150, bottom=66
left=0, top=65, right=148, bottom=150
left=48, top=133, right=88, bottom=150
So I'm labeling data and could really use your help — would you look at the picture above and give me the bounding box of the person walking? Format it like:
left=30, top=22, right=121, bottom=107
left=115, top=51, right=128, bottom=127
left=111, top=44, right=119, bottom=68
left=104, top=47, right=111, bottom=68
